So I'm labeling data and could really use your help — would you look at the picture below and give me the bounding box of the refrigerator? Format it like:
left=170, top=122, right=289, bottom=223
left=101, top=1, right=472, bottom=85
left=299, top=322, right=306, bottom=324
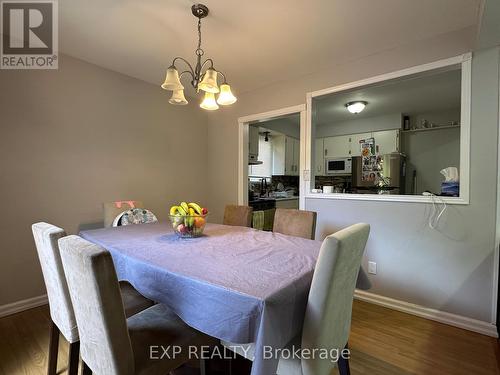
left=352, top=153, right=406, bottom=194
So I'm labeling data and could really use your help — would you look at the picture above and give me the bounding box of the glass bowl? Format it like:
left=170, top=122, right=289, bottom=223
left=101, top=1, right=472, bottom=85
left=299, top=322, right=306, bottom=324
left=169, top=214, right=208, bottom=238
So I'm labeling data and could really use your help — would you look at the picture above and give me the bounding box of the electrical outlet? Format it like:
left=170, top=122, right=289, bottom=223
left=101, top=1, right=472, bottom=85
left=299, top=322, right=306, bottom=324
left=368, top=261, right=377, bottom=275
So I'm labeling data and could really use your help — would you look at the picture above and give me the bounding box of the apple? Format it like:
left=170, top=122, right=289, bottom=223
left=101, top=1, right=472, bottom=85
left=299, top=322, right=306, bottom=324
left=201, top=207, right=208, bottom=215
left=177, top=223, right=188, bottom=234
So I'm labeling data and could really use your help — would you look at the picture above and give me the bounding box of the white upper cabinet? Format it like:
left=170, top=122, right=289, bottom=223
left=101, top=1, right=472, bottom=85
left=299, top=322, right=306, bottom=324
left=373, top=129, right=400, bottom=154
left=285, top=136, right=294, bottom=175
left=273, top=135, right=300, bottom=176
left=349, top=132, right=372, bottom=156
left=315, top=138, right=324, bottom=176
left=324, top=135, right=351, bottom=158
left=293, top=138, right=300, bottom=175
left=319, top=130, right=399, bottom=161
left=249, top=126, right=259, bottom=157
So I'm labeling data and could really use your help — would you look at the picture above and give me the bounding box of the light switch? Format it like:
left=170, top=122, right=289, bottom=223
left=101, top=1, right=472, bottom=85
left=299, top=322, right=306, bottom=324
left=368, top=261, right=377, bottom=275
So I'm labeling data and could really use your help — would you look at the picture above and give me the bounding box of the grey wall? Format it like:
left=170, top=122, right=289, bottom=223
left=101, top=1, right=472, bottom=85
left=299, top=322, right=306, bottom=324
left=206, top=29, right=499, bottom=322
left=0, top=55, right=208, bottom=306
left=402, top=127, right=461, bottom=194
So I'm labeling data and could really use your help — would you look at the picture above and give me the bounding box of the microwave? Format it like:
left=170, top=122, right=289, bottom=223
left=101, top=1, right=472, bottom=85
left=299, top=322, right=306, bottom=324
left=325, top=157, right=352, bottom=175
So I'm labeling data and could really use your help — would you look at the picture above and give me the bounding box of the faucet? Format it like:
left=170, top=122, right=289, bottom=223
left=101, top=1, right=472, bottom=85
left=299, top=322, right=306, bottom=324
left=260, top=178, right=268, bottom=197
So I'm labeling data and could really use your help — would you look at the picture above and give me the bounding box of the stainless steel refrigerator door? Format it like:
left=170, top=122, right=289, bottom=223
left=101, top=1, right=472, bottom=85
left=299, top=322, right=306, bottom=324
left=382, top=153, right=405, bottom=190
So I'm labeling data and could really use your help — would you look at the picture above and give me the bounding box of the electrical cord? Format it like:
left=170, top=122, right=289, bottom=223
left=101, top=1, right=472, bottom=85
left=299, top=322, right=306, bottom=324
left=423, top=191, right=447, bottom=229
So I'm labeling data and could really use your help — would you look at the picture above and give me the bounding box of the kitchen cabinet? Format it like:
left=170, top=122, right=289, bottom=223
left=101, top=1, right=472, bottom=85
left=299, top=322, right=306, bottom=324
left=349, top=132, right=372, bottom=156
left=373, top=129, right=399, bottom=154
left=285, top=136, right=294, bottom=175
left=273, top=135, right=299, bottom=176
left=292, top=138, right=300, bottom=175
left=249, top=126, right=259, bottom=159
left=318, top=130, right=400, bottom=162
left=314, top=138, right=325, bottom=176
left=272, top=136, right=285, bottom=175
left=324, top=135, right=351, bottom=158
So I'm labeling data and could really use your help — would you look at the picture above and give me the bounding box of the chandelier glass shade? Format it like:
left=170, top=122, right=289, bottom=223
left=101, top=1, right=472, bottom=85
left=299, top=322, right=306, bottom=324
left=200, top=92, right=219, bottom=110
left=169, top=89, right=188, bottom=105
left=161, top=4, right=237, bottom=110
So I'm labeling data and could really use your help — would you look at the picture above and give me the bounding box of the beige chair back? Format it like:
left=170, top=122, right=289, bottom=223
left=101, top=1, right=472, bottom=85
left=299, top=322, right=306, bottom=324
left=32, top=222, right=79, bottom=343
left=59, top=235, right=134, bottom=375
left=301, top=223, right=370, bottom=375
left=223, top=205, right=253, bottom=227
left=103, top=200, right=144, bottom=228
left=273, top=208, right=317, bottom=240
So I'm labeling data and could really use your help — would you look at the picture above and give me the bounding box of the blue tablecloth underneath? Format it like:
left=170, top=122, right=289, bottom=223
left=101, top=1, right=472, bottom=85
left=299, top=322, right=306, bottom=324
left=80, top=222, right=369, bottom=375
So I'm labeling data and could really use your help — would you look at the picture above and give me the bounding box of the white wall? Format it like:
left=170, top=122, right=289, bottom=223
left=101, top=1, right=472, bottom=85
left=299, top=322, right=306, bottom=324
left=261, top=117, right=300, bottom=138
left=206, top=29, right=499, bottom=323
left=0, top=55, right=208, bottom=306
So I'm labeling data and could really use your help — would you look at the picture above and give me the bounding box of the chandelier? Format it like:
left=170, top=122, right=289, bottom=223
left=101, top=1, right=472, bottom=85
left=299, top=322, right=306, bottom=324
left=160, top=4, right=237, bottom=110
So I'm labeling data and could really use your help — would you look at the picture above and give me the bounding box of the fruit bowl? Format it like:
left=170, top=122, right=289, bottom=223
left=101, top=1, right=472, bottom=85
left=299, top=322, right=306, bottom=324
left=169, top=202, right=209, bottom=238
left=169, top=214, right=208, bottom=238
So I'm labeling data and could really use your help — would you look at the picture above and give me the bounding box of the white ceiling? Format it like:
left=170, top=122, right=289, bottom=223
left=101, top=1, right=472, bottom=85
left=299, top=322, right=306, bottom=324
left=59, top=0, right=482, bottom=94
left=314, top=68, right=462, bottom=125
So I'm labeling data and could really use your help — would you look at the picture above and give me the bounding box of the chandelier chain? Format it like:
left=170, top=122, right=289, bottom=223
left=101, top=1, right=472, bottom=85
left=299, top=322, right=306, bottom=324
left=196, top=18, right=204, bottom=56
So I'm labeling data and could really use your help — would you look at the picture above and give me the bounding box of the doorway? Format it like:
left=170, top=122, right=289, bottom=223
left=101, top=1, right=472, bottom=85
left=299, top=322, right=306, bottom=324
left=237, top=104, right=307, bottom=230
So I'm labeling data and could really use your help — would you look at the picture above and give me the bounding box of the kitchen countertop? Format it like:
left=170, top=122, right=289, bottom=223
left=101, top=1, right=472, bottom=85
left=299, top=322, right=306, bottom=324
left=274, top=196, right=299, bottom=201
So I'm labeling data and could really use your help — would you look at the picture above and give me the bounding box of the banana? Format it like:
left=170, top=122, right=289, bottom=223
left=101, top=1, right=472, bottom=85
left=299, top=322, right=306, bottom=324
left=188, top=202, right=202, bottom=215
left=169, top=205, right=179, bottom=216
left=187, top=208, right=196, bottom=227
left=177, top=206, right=187, bottom=216
left=180, top=202, right=190, bottom=214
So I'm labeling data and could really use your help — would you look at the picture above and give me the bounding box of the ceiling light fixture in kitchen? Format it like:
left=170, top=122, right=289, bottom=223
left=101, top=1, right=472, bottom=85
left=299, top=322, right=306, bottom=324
left=345, top=101, right=367, bottom=114
left=161, top=4, right=237, bottom=110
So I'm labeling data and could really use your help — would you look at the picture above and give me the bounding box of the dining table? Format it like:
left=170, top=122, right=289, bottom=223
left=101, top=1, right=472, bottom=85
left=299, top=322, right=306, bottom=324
left=80, top=222, right=370, bottom=375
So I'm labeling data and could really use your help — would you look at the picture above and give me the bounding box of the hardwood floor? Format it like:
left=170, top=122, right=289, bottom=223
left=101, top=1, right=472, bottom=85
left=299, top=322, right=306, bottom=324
left=0, top=300, right=498, bottom=375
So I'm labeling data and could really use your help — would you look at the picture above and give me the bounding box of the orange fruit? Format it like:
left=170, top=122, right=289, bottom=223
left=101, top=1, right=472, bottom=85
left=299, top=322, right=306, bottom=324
left=194, top=217, right=206, bottom=228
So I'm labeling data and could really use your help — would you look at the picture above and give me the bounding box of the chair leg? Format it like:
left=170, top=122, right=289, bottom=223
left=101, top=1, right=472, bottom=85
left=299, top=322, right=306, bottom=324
left=67, top=341, right=80, bottom=375
left=82, top=362, right=92, bottom=375
left=338, top=343, right=351, bottom=375
left=47, top=320, right=59, bottom=375
left=200, top=358, right=208, bottom=375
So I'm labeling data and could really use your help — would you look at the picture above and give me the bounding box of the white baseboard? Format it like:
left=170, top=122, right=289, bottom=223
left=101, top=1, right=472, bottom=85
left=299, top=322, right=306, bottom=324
left=1, top=291, right=497, bottom=338
left=355, top=290, right=498, bottom=338
left=0, top=294, right=48, bottom=319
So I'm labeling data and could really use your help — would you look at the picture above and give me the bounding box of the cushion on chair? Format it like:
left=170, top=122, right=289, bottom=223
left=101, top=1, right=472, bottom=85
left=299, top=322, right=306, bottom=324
left=128, top=304, right=216, bottom=375
left=119, top=281, right=155, bottom=317
left=103, top=200, right=144, bottom=228
left=32, top=222, right=79, bottom=343
left=252, top=210, right=265, bottom=230
left=118, top=208, right=158, bottom=227
left=273, top=209, right=317, bottom=240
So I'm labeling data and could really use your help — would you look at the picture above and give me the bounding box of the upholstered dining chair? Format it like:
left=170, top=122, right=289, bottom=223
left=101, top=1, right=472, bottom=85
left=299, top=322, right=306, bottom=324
left=222, top=223, right=370, bottom=375
left=59, top=235, right=215, bottom=375
left=273, top=208, right=317, bottom=240
left=32, top=222, right=154, bottom=375
left=223, top=205, right=253, bottom=227
left=103, top=200, right=144, bottom=228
